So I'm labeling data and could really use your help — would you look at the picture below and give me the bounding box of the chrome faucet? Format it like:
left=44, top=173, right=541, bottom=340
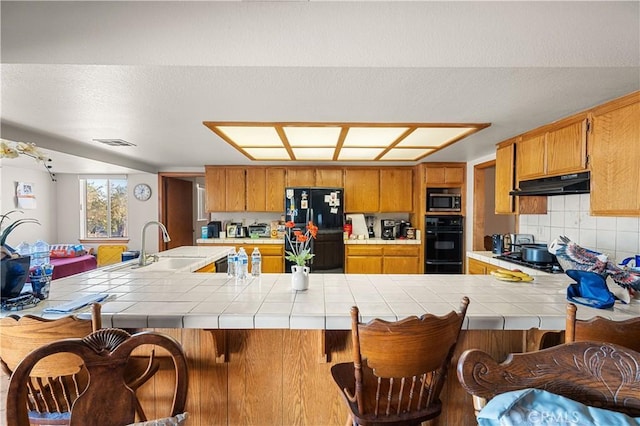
left=138, top=221, right=171, bottom=267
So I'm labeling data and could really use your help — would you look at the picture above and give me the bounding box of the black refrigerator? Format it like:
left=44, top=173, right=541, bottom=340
left=284, top=187, right=344, bottom=273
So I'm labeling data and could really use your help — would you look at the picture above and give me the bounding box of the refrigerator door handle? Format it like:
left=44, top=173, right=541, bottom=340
left=309, top=208, right=313, bottom=224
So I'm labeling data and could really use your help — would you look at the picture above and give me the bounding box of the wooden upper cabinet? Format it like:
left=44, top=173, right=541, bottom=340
left=425, top=165, right=464, bottom=185
left=344, top=169, right=380, bottom=212
left=246, top=168, right=267, bottom=212
left=379, top=168, right=413, bottom=212
left=265, top=168, right=286, bottom=212
left=225, top=168, right=246, bottom=211
left=546, top=117, right=587, bottom=176
left=516, top=132, right=546, bottom=180
left=205, top=166, right=226, bottom=212
left=315, top=169, right=343, bottom=188
left=286, top=168, right=315, bottom=187
left=589, top=93, right=640, bottom=216
left=494, top=142, right=515, bottom=214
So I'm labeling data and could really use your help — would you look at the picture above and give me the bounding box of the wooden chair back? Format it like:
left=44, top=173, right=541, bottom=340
left=457, top=341, right=640, bottom=418
left=6, top=328, right=189, bottom=426
left=331, top=297, right=469, bottom=425
left=566, top=302, right=640, bottom=352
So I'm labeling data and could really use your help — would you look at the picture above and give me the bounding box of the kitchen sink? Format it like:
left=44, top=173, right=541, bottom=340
left=104, top=256, right=204, bottom=272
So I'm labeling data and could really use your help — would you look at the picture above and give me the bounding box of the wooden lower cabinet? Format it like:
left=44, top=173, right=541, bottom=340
left=345, top=245, right=420, bottom=274
left=467, top=257, right=498, bottom=275
left=194, top=263, right=216, bottom=273
left=136, top=327, right=525, bottom=426
left=196, top=242, right=284, bottom=273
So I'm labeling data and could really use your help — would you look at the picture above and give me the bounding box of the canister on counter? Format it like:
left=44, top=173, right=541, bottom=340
left=406, top=227, right=416, bottom=239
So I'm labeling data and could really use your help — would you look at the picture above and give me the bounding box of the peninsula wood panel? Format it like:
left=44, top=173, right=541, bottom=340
left=344, top=168, right=380, bottom=212
left=134, top=328, right=524, bottom=426
left=379, top=168, right=413, bottom=212
left=590, top=93, right=640, bottom=216
left=315, top=168, right=344, bottom=187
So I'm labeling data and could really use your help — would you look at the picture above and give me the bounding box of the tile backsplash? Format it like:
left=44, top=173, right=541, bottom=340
left=518, top=193, right=640, bottom=264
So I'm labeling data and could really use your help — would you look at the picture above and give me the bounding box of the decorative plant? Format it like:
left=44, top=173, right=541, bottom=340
left=0, top=210, right=40, bottom=259
left=284, top=221, right=318, bottom=266
left=0, top=139, right=56, bottom=181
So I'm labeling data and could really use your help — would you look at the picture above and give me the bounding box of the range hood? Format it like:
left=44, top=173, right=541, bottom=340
left=509, top=172, right=590, bottom=197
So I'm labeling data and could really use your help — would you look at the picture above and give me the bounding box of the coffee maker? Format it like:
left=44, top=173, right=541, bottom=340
left=365, top=215, right=375, bottom=238
left=397, top=220, right=412, bottom=239
left=381, top=219, right=396, bottom=240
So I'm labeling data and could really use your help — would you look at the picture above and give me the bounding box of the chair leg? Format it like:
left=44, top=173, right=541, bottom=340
left=345, top=413, right=355, bottom=426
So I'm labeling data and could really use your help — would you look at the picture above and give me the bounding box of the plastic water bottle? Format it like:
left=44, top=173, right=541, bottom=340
left=237, top=247, right=248, bottom=280
left=16, top=241, right=31, bottom=257
left=31, top=240, right=50, bottom=268
left=251, top=247, right=261, bottom=277
left=227, top=247, right=237, bottom=278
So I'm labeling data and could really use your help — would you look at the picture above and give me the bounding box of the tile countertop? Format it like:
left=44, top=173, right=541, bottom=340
left=197, top=238, right=421, bottom=245
left=6, top=246, right=639, bottom=332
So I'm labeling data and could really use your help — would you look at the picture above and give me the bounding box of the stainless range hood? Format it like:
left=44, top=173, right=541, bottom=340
left=509, top=172, right=590, bottom=197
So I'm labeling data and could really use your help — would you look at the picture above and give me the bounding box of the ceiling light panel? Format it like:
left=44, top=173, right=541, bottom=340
left=338, top=147, right=386, bottom=160
left=380, top=148, right=434, bottom=161
left=342, top=127, right=409, bottom=147
left=291, top=147, right=336, bottom=160
left=242, top=147, right=291, bottom=160
left=397, top=127, right=474, bottom=147
left=217, top=126, right=282, bottom=147
left=284, top=127, right=341, bottom=147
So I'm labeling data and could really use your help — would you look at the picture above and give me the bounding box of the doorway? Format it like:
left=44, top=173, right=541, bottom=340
left=159, top=172, right=205, bottom=251
left=472, top=161, right=515, bottom=251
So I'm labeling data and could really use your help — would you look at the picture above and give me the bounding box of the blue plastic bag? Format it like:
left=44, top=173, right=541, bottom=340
left=566, top=269, right=615, bottom=309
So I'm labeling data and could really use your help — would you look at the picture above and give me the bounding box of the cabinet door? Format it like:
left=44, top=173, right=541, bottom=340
left=379, top=169, right=413, bottom=212
left=495, top=143, right=515, bottom=214
left=516, top=133, right=546, bottom=180
left=225, top=168, right=246, bottom=211
left=383, top=256, right=419, bottom=274
left=261, top=256, right=284, bottom=273
left=265, top=168, right=286, bottom=212
left=546, top=118, right=587, bottom=176
left=205, top=167, right=226, bottom=211
left=345, top=256, right=382, bottom=274
left=286, top=169, right=315, bottom=187
left=590, top=96, right=640, bottom=215
left=467, top=258, right=487, bottom=275
left=246, top=168, right=267, bottom=211
left=315, top=169, right=343, bottom=187
left=344, top=169, right=380, bottom=212
left=425, top=166, right=464, bottom=184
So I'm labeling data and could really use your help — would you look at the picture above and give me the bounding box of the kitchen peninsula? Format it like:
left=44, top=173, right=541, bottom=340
left=7, top=246, right=640, bottom=426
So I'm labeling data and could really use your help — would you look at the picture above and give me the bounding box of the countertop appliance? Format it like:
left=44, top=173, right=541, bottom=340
left=427, top=193, right=462, bottom=212
left=398, top=221, right=412, bottom=239
left=508, top=234, right=535, bottom=253
left=207, top=221, right=222, bottom=239
left=247, top=223, right=270, bottom=238
left=491, top=234, right=504, bottom=254
left=424, top=215, right=464, bottom=274
left=365, top=215, right=376, bottom=238
left=226, top=222, right=246, bottom=238
left=381, top=219, right=396, bottom=240
left=285, top=187, right=344, bottom=273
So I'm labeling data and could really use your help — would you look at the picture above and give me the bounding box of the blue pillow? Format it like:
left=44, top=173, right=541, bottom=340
left=478, top=388, right=640, bottom=426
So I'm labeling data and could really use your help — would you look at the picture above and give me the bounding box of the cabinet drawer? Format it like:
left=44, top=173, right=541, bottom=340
left=250, top=244, right=283, bottom=256
left=345, top=245, right=384, bottom=256
left=383, top=246, right=420, bottom=257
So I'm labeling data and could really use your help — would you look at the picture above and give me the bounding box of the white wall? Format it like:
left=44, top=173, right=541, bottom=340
left=519, top=193, right=640, bottom=264
left=1, top=163, right=57, bottom=247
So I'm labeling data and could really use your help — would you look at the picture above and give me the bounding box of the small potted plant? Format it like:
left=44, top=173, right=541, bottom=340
left=1, top=210, right=40, bottom=298
left=284, top=221, right=318, bottom=291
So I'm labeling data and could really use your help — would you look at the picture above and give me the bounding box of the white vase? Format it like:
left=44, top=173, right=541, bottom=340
left=291, top=265, right=310, bottom=291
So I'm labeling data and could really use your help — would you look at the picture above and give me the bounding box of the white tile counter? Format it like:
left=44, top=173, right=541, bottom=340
left=7, top=246, right=640, bottom=332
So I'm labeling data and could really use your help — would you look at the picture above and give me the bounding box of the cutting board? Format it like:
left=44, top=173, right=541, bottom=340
left=346, top=213, right=368, bottom=239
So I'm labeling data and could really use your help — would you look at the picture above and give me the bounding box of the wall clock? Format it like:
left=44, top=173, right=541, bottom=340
left=133, top=183, right=152, bottom=201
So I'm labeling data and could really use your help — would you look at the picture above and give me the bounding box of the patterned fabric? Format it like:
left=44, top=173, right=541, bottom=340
left=127, top=412, right=189, bottom=426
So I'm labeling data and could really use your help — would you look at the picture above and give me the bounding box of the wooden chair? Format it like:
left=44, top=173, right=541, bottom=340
left=0, top=304, right=159, bottom=424
left=457, top=341, right=640, bottom=418
left=6, top=328, right=189, bottom=426
left=331, top=297, right=469, bottom=426
left=566, top=302, right=640, bottom=352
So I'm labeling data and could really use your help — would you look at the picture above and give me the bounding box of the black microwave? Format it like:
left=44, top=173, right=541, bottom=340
left=427, top=193, right=462, bottom=212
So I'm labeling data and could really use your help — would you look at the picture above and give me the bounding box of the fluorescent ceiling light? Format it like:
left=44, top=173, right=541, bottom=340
left=203, top=122, right=490, bottom=162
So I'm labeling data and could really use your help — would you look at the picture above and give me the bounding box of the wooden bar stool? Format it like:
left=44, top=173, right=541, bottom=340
left=565, top=302, right=640, bottom=351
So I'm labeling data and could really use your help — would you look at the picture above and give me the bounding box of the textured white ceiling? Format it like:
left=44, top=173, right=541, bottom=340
left=1, top=1, right=639, bottom=174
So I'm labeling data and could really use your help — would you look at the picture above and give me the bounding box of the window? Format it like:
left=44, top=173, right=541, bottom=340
left=196, top=183, right=208, bottom=221
left=80, top=177, right=128, bottom=239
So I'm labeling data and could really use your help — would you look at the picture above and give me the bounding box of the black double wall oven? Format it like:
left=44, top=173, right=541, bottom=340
left=424, top=215, right=464, bottom=274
